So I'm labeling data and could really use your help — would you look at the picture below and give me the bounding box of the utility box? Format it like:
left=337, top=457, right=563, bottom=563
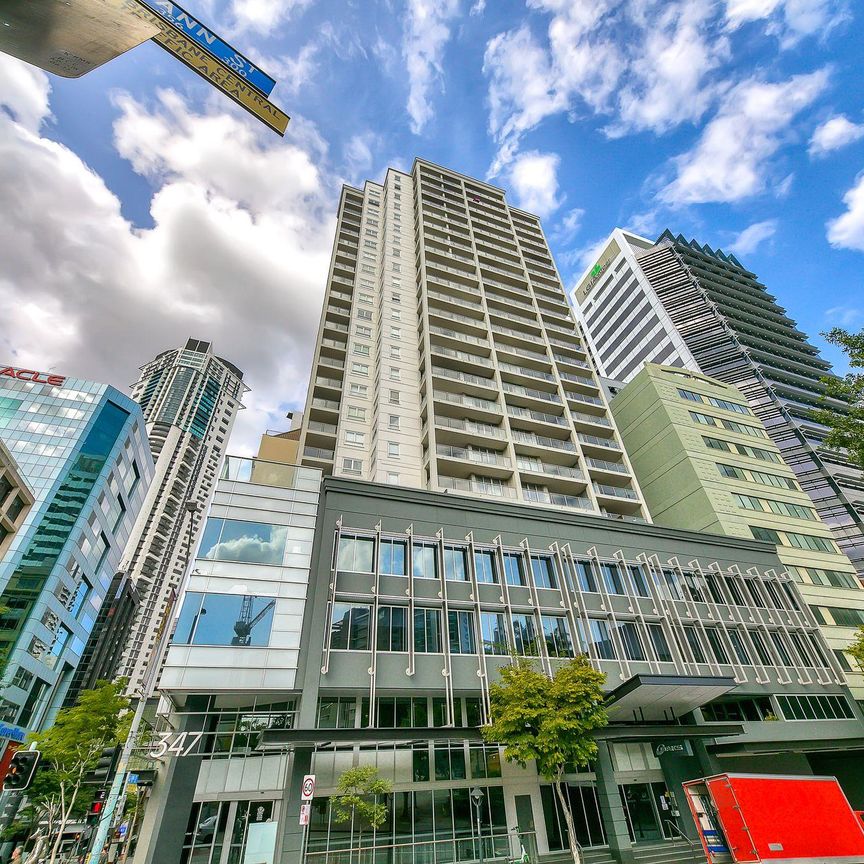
left=683, top=773, right=864, bottom=863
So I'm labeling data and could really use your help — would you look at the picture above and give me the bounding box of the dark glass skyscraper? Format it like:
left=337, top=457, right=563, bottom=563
left=573, top=229, right=864, bottom=577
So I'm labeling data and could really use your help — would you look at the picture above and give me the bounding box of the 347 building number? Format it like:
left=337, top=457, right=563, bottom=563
left=148, top=731, right=203, bottom=758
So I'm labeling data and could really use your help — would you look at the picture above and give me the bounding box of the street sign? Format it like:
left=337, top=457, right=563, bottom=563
left=127, top=773, right=138, bottom=784
left=135, top=0, right=275, bottom=95
left=299, top=804, right=311, bottom=826
left=118, top=823, right=128, bottom=837
left=123, top=0, right=289, bottom=135
left=301, top=774, right=316, bottom=802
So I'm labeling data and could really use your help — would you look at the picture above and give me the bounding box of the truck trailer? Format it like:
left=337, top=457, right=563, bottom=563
left=683, top=773, right=864, bottom=863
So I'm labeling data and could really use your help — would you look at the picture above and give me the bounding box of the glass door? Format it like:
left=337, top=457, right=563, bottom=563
left=619, top=784, right=662, bottom=842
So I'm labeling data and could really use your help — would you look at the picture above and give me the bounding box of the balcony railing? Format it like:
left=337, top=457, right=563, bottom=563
left=594, top=483, right=639, bottom=500
left=434, top=415, right=506, bottom=439
left=429, top=325, right=489, bottom=348
left=434, top=391, right=501, bottom=412
left=502, top=383, right=561, bottom=404
left=436, top=445, right=512, bottom=467
left=304, top=446, right=334, bottom=460
left=432, top=366, right=496, bottom=389
left=577, top=433, right=620, bottom=450
left=524, top=489, right=593, bottom=510
left=432, top=346, right=493, bottom=368
left=570, top=411, right=611, bottom=427
left=438, top=476, right=517, bottom=498
left=585, top=457, right=628, bottom=473
left=512, top=431, right=577, bottom=452
left=498, top=362, right=556, bottom=383
left=517, top=460, right=584, bottom=480
left=508, top=406, right=568, bottom=427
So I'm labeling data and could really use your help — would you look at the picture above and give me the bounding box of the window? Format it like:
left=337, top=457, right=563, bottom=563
left=337, top=536, right=375, bottom=572
left=512, top=613, right=539, bottom=655
left=390, top=327, right=402, bottom=340
left=616, top=622, right=646, bottom=661
left=717, top=463, right=797, bottom=490
left=769, top=632, right=793, bottom=666
left=531, top=556, right=558, bottom=589
left=690, top=411, right=766, bottom=438
left=599, top=563, right=625, bottom=595
left=317, top=697, right=362, bottom=729
left=588, top=619, right=615, bottom=659
left=703, top=436, right=782, bottom=463
left=377, top=606, right=407, bottom=651
left=648, top=625, right=673, bottom=662
left=329, top=603, right=371, bottom=650
left=542, top=616, right=574, bottom=657
left=751, top=526, right=836, bottom=552
left=392, top=292, right=402, bottom=303
left=678, top=388, right=750, bottom=415
left=413, top=543, right=438, bottom=578
left=390, top=346, right=402, bottom=359
left=834, top=650, right=853, bottom=672
left=434, top=744, right=466, bottom=780
left=727, top=630, right=751, bottom=665
left=359, top=292, right=373, bottom=304
left=353, top=343, right=370, bottom=357
left=392, top=263, right=401, bottom=272
left=380, top=539, right=406, bottom=575
left=174, top=593, right=275, bottom=647
left=776, top=694, right=855, bottom=721
left=705, top=629, right=729, bottom=664
left=627, top=564, right=651, bottom=597
left=575, top=561, right=598, bottom=592
left=388, top=441, right=400, bottom=458
left=389, top=390, right=400, bottom=404
left=347, top=405, right=366, bottom=420
left=388, top=415, right=400, bottom=430
left=391, top=310, right=402, bottom=321
left=415, top=608, right=441, bottom=652
left=346, top=430, right=365, bottom=446
left=448, top=610, right=476, bottom=654
left=389, top=367, right=401, bottom=381
left=351, top=362, right=369, bottom=376
left=349, top=383, right=368, bottom=397
left=734, top=494, right=815, bottom=521
left=502, top=552, right=526, bottom=586
left=387, top=472, right=400, bottom=485
left=474, top=550, right=497, bottom=584
left=444, top=546, right=468, bottom=581
left=364, top=240, right=376, bottom=248
left=357, top=308, right=373, bottom=321
left=683, top=626, right=707, bottom=663
left=377, top=697, right=427, bottom=728
left=749, top=631, right=772, bottom=666
left=199, top=518, right=288, bottom=565
left=342, top=458, right=362, bottom=475
left=481, top=612, right=509, bottom=654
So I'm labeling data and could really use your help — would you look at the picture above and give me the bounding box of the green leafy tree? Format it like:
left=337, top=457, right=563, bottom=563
left=814, top=328, right=864, bottom=468
left=16, top=680, right=130, bottom=864
left=482, top=656, right=608, bottom=864
left=332, top=765, right=393, bottom=862
left=849, top=625, right=864, bottom=675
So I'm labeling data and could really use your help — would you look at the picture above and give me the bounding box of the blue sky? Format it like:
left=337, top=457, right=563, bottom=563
left=1, top=0, right=862, bottom=452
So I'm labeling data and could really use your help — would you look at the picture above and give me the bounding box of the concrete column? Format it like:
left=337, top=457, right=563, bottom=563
left=276, top=747, right=313, bottom=863
left=595, top=741, right=635, bottom=864
left=133, top=697, right=207, bottom=864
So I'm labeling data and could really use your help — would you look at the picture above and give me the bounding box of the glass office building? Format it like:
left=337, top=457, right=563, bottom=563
left=0, top=368, right=153, bottom=733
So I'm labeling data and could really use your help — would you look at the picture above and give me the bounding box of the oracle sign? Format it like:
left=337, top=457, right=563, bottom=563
left=0, top=366, right=66, bottom=387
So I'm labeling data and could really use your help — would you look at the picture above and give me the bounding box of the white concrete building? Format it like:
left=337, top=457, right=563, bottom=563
left=118, top=339, right=247, bottom=695
left=298, top=160, right=648, bottom=521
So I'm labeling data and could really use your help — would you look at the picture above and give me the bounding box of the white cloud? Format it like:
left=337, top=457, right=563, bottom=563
left=660, top=69, right=828, bottom=205
left=257, top=42, right=320, bottom=98
left=725, top=0, right=850, bottom=45
left=506, top=151, right=563, bottom=219
left=728, top=219, right=777, bottom=254
left=809, top=115, right=864, bottom=157
left=0, top=64, right=337, bottom=455
left=827, top=172, right=864, bottom=252
left=824, top=305, right=862, bottom=326
left=402, top=0, right=461, bottom=135
left=483, top=1, right=732, bottom=173
left=555, top=207, right=585, bottom=240
left=0, top=54, right=51, bottom=133
left=229, top=0, right=313, bottom=34
left=342, top=131, right=383, bottom=182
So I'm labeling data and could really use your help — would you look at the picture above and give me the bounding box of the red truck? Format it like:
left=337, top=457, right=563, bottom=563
left=683, top=773, right=864, bottom=863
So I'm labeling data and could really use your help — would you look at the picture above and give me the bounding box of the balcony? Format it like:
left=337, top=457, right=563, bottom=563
left=428, top=306, right=486, bottom=332
left=435, top=445, right=513, bottom=479
left=517, top=459, right=584, bottom=481
left=314, top=376, right=343, bottom=393
left=433, top=390, right=501, bottom=421
left=584, top=457, right=630, bottom=479
left=577, top=432, right=621, bottom=453
left=559, top=371, right=599, bottom=392
left=303, top=446, right=334, bottom=461
left=428, top=325, right=489, bottom=349
left=438, top=475, right=517, bottom=498
left=566, top=391, right=605, bottom=408
left=427, top=289, right=483, bottom=314
left=512, top=430, right=577, bottom=453
left=553, top=353, right=593, bottom=372
left=593, top=483, right=639, bottom=500
left=431, top=366, right=497, bottom=398
left=569, top=411, right=612, bottom=431
left=499, top=361, right=556, bottom=384
left=523, top=488, right=594, bottom=511
left=431, top=345, right=494, bottom=370
left=485, top=291, right=535, bottom=314
left=495, top=342, right=550, bottom=365
left=433, top=415, right=507, bottom=448
left=310, top=397, right=340, bottom=416
left=502, top=382, right=562, bottom=405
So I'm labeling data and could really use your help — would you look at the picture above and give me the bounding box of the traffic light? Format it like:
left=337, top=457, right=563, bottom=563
left=87, top=789, right=107, bottom=826
left=85, top=745, right=120, bottom=785
left=3, top=749, right=41, bottom=791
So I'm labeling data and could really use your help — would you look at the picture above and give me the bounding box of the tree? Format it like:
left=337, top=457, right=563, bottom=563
left=814, top=328, right=864, bottom=469
left=17, top=681, right=130, bottom=864
left=849, top=625, right=864, bottom=674
left=482, top=655, right=608, bottom=864
left=332, top=765, right=393, bottom=863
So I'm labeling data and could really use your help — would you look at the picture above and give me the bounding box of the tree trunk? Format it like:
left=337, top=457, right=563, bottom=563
left=554, top=780, right=582, bottom=864
left=49, top=782, right=80, bottom=864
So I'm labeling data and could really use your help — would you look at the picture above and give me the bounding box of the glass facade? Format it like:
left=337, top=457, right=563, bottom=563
left=0, top=374, right=151, bottom=730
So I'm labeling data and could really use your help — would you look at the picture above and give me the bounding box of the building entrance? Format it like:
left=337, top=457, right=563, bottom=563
left=619, top=783, right=677, bottom=843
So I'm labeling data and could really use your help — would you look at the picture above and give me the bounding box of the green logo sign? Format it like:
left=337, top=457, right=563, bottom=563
left=590, top=263, right=603, bottom=277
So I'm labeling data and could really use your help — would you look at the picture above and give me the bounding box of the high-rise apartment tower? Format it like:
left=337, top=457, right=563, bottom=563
left=117, top=339, right=247, bottom=694
left=299, top=160, right=647, bottom=521
left=572, top=229, right=864, bottom=577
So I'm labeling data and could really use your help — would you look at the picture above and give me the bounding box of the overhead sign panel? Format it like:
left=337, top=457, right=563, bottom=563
left=125, top=0, right=289, bottom=135
left=135, top=0, right=275, bottom=96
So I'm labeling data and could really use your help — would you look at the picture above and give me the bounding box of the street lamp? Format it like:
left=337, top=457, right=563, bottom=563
left=471, top=787, right=485, bottom=864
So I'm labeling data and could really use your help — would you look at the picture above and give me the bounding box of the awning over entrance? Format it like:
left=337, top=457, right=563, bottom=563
left=605, top=674, right=737, bottom=722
